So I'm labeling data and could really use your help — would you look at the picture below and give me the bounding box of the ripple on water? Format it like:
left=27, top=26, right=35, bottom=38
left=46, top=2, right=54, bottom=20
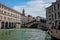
left=0, top=29, right=51, bottom=40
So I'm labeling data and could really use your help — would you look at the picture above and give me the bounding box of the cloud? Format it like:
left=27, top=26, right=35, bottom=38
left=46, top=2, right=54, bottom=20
left=13, top=0, right=56, bottom=18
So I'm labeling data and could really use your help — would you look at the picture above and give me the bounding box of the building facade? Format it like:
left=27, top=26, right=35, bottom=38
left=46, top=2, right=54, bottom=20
left=36, top=16, right=41, bottom=21
left=20, top=9, right=28, bottom=24
left=27, top=15, right=34, bottom=22
left=36, top=16, right=46, bottom=27
left=21, top=15, right=28, bottom=24
left=46, top=0, right=60, bottom=27
left=40, top=18, right=46, bottom=27
left=0, top=3, right=21, bottom=29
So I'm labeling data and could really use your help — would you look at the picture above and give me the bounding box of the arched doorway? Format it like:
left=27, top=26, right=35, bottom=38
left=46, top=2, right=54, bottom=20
left=9, top=22, right=11, bottom=28
left=1, top=22, right=4, bottom=29
left=5, top=22, right=8, bottom=29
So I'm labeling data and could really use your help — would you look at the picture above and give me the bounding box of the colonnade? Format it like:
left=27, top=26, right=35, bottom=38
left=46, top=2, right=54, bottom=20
left=1, top=22, right=16, bottom=29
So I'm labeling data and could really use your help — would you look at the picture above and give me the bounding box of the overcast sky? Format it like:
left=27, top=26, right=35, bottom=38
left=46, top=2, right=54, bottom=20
left=0, top=0, right=56, bottom=18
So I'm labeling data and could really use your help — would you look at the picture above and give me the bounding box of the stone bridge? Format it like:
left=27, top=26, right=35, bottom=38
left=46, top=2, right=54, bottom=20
left=21, top=20, right=41, bottom=28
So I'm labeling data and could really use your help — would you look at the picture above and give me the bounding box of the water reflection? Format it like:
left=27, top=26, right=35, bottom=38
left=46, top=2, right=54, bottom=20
left=0, top=29, right=51, bottom=40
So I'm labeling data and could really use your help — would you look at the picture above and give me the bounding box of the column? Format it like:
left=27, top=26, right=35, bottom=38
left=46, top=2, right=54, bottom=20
left=11, top=22, right=14, bottom=28
left=4, top=22, right=6, bottom=29
left=8, top=22, right=9, bottom=29
left=0, top=21, right=2, bottom=29
left=16, top=22, right=18, bottom=28
left=9, top=22, right=11, bottom=28
left=11, top=22, right=12, bottom=28
left=12, top=23, right=14, bottom=28
left=13, top=23, right=15, bottom=28
left=14, top=23, right=16, bottom=28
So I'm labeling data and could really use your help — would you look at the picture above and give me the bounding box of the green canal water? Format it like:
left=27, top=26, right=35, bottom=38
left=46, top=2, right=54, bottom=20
left=0, top=28, right=51, bottom=40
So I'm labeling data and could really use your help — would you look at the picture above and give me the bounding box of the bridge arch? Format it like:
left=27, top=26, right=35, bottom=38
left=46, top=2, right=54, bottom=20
left=22, top=21, right=42, bottom=28
left=29, top=23, right=38, bottom=28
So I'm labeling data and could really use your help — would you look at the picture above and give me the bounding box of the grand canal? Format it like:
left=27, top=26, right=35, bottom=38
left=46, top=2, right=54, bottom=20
left=0, top=28, right=51, bottom=40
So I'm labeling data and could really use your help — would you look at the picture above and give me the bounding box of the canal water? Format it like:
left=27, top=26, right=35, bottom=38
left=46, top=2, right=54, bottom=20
left=0, top=28, right=51, bottom=40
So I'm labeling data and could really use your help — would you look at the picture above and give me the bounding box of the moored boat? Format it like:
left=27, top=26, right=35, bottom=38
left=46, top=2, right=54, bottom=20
left=47, top=25, right=60, bottom=40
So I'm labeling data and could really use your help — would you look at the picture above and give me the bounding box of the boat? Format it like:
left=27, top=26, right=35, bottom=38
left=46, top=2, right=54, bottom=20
left=47, top=25, right=60, bottom=40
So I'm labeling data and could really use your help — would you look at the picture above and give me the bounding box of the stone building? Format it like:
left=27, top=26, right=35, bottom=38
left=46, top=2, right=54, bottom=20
left=0, top=3, right=21, bottom=29
left=27, top=15, right=34, bottom=22
left=40, top=17, right=46, bottom=27
left=36, top=16, right=46, bottom=27
left=21, top=9, right=28, bottom=24
left=46, top=0, right=60, bottom=27
left=36, top=16, right=41, bottom=21
left=21, top=15, right=28, bottom=24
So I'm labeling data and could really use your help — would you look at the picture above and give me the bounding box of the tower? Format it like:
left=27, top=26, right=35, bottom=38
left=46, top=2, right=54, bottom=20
left=22, top=9, right=25, bottom=16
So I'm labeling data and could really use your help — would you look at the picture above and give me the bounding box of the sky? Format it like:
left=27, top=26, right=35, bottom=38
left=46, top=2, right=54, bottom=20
left=0, top=0, right=56, bottom=18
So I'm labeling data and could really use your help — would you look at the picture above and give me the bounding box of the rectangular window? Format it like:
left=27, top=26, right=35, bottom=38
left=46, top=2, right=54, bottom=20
left=58, top=12, right=60, bottom=18
left=4, top=16, right=6, bottom=20
left=48, top=9, right=51, bottom=13
left=0, top=10, right=3, bottom=14
left=55, top=21, right=57, bottom=26
left=59, top=22, right=60, bottom=25
left=52, top=14, right=54, bottom=20
left=8, top=17, right=9, bottom=20
left=54, top=5, right=56, bottom=11
left=2, top=10, right=3, bottom=14
left=51, top=7, right=53, bottom=12
left=55, top=13, right=56, bottom=19
left=4, top=11, right=6, bottom=15
left=49, top=18, right=51, bottom=20
left=0, top=16, right=2, bottom=20
left=57, top=3, right=60, bottom=9
left=49, top=22, right=51, bottom=25
left=8, top=13, right=11, bottom=16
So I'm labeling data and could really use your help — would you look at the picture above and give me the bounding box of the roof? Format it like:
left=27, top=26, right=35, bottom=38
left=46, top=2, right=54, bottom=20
left=46, top=0, right=60, bottom=9
left=0, top=3, right=21, bottom=15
